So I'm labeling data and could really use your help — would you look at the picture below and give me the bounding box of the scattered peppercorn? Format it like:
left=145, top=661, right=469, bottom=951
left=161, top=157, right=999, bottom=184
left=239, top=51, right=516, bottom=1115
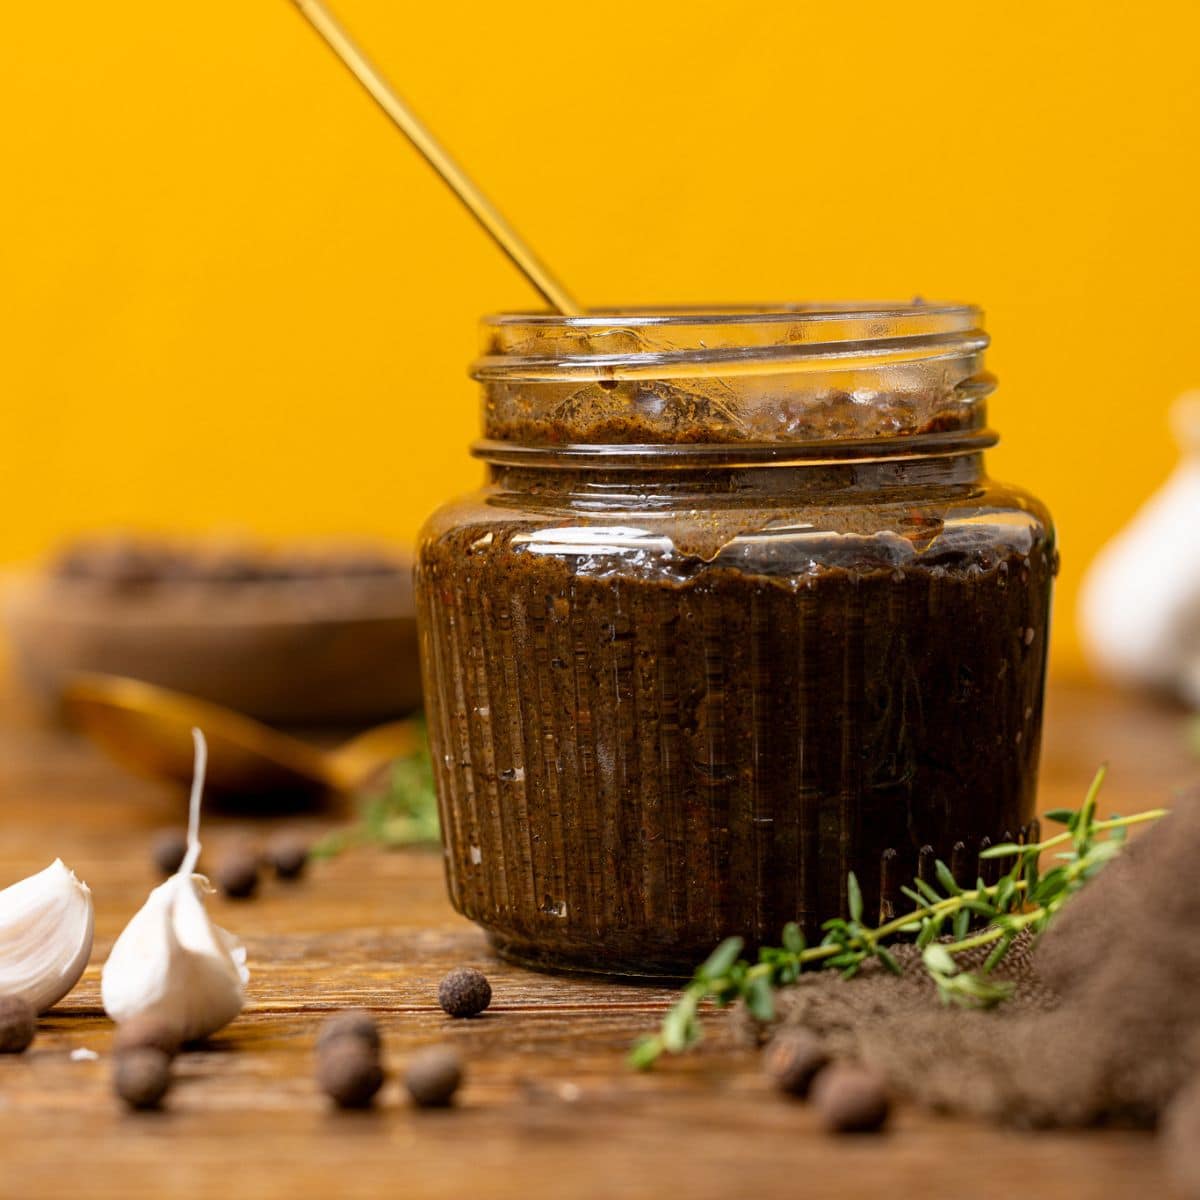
left=404, top=1045, right=463, bottom=1108
left=0, top=995, right=36, bottom=1054
left=762, top=1029, right=829, bottom=1097
left=316, top=1009, right=381, bottom=1054
left=215, top=847, right=260, bottom=899
left=316, top=1038, right=384, bottom=1108
left=113, top=1014, right=183, bottom=1059
left=437, top=967, right=492, bottom=1019
left=151, top=828, right=188, bottom=876
left=267, top=834, right=309, bottom=881
left=114, top=1047, right=172, bottom=1110
left=811, top=1064, right=891, bottom=1134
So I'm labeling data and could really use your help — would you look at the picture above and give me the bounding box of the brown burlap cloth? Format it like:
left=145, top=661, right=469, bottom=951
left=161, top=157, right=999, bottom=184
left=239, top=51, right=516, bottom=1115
left=746, top=794, right=1200, bottom=1130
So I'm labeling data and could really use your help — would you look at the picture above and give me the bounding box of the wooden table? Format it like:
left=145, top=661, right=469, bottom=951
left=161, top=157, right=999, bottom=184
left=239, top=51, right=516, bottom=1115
left=0, top=675, right=1194, bottom=1199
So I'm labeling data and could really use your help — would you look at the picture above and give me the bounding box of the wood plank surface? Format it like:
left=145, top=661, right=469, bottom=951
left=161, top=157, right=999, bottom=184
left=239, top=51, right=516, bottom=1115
left=0, top=675, right=1195, bottom=1199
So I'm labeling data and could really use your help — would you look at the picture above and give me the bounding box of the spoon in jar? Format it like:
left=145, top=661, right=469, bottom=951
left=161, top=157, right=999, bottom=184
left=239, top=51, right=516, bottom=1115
left=287, top=0, right=580, bottom=316
left=63, top=673, right=418, bottom=803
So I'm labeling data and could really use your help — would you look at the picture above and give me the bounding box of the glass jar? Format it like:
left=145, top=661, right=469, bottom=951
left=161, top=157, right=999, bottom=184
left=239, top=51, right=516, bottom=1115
left=416, top=304, right=1056, bottom=977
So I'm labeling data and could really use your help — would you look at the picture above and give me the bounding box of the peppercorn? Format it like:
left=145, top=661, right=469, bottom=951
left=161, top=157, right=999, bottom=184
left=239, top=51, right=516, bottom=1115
left=114, top=1047, right=172, bottom=1110
left=762, top=1029, right=829, bottom=1097
left=316, top=1009, right=381, bottom=1054
left=113, top=1014, right=183, bottom=1058
left=316, top=1038, right=384, bottom=1108
left=267, top=834, right=309, bottom=881
left=151, top=828, right=188, bottom=876
left=404, top=1045, right=463, bottom=1108
left=437, top=967, right=492, bottom=1019
left=215, top=847, right=259, bottom=899
left=811, top=1064, right=891, bottom=1133
left=0, top=995, right=36, bottom=1054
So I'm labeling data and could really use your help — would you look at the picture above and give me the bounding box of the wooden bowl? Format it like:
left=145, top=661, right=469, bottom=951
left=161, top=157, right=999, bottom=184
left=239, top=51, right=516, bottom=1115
left=4, top=556, right=421, bottom=727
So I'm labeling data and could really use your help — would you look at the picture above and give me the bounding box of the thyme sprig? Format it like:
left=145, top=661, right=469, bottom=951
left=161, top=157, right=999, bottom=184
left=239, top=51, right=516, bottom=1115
left=630, top=767, right=1166, bottom=1069
left=311, top=725, right=440, bottom=858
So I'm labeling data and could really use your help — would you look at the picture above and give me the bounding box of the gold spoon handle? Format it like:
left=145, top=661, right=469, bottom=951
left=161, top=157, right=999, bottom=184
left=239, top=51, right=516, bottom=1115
left=327, top=719, right=420, bottom=791
left=289, top=0, right=581, bottom=316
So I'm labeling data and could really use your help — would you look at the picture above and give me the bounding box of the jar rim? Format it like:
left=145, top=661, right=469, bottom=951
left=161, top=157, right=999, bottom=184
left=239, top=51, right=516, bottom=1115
left=475, top=301, right=987, bottom=379
left=475, top=301, right=992, bottom=449
left=482, top=301, right=979, bottom=329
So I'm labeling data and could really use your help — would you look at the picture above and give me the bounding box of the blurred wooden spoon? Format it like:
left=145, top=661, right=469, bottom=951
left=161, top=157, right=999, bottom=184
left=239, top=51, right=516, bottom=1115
left=63, top=673, right=417, bottom=801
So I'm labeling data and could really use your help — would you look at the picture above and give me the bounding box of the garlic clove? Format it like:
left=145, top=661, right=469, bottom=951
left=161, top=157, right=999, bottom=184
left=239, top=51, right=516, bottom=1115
left=1079, top=392, right=1200, bottom=703
left=0, top=858, right=94, bottom=1013
left=101, top=729, right=248, bottom=1043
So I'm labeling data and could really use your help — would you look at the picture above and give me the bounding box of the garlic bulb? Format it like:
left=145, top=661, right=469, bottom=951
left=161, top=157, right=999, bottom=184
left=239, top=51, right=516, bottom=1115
left=1079, top=392, right=1200, bottom=705
left=102, top=729, right=249, bottom=1042
left=0, top=858, right=93, bottom=1012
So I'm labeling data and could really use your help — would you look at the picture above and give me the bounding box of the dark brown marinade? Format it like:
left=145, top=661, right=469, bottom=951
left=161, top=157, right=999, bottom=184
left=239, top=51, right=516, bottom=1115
left=482, top=385, right=979, bottom=446
left=417, top=517, right=1055, bottom=977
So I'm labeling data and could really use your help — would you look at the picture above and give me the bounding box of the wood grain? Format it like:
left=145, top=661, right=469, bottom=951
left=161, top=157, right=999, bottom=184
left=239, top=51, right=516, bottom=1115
left=0, top=675, right=1195, bottom=1199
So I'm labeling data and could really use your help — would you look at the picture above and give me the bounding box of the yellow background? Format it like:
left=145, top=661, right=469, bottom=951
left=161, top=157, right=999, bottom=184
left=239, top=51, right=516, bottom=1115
left=2, top=1, right=1197, bottom=671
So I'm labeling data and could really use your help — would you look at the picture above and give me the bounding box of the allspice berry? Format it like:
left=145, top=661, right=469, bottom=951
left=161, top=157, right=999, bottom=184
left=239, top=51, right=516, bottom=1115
left=267, top=834, right=309, bottom=881
left=316, top=1038, right=384, bottom=1109
left=811, top=1064, right=891, bottom=1134
left=437, top=967, right=491, bottom=1019
left=404, top=1045, right=463, bottom=1108
left=316, top=1009, right=381, bottom=1054
left=113, top=1014, right=183, bottom=1059
left=114, top=1047, right=172, bottom=1110
left=0, top=995, right=36, bottom=1054
left=151, top=828, right=188, bottom=877
left=762, top=1029, right=829, bottom=1097
left=216, top=847, right=260, bottom=899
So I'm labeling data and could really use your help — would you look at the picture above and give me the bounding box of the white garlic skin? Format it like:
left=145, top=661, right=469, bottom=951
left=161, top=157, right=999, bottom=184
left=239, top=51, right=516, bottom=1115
left=101, top=870, right=248, bottom=1043
left=101, top=727, right=248, bottom=1043
left=0, top=858, right=94, bottom=1013
left=1079, top=392, right=1200, bottom=704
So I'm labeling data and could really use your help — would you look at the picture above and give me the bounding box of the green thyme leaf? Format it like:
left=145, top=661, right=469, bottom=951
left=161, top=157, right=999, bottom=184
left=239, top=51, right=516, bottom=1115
left=697, top=937, right=744, bottom=981
left=847, top=872, right=863, bottom=923
left=662, top=991, right=701, bottom=1052
left=914, top=877, right=943, bottom=904
left=979, top=842, right=1022, bottom=860
left=938, top=971, right=1014, bottom=1008
left=983, top=935, right=1013, bottom=973
left=922, top=944, right=957, bottom=976
left=875, top=946, right=903, bottom=976
left=935, top=859, right=962, bottom=896
left=746, top=974, right=775, bottom=1022
left=826, top=952, right=863, bottom=970
left=628, top=1036, right=663, bottom=1070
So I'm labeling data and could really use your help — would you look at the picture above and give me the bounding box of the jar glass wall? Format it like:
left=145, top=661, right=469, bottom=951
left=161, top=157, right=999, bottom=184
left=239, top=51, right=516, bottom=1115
left=416, top=304, right=1056, bottom=977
